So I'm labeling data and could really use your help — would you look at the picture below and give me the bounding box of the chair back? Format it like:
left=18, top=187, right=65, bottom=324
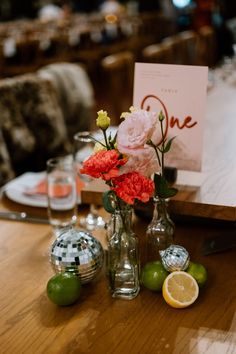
left=100, top=51, right=135, bottom=123
left=175, top=30, right=200, bottom=65
left=38, top=62, right=95, bottom=140
left=0, top=129, right=15, bottom=186
left=162, top=30, right=200, bottom=65
left=0, top=74, right=69, bottom=177
left=142, top=41, right=174, bottom=64
left=198, top=26, right=218, bottom=67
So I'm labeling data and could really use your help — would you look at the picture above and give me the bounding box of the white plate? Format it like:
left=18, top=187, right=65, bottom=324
left=4, top=172, right=48, bottom=208
left=3, top=130, right=118, bottom=208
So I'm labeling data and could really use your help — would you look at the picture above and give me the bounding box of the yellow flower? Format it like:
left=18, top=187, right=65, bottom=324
left=96, top=110, right=110, bottom=130
left=120, top=106, right=136, bottom=119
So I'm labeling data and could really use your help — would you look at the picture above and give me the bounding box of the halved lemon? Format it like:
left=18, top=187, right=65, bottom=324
left=162, top=271, right=199, bottom=308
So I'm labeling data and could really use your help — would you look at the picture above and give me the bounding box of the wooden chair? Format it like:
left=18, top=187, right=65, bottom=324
left=174, top=30, right=200, bottom=65
left=100, top=50, right=135, bottom=124
left=162, top=30, right=200, bottom=65
left=198, top=26, right=218, bottom=67
left=142, top=41, right=174, bottom=64
left=162, top=35, right=183, bottom=65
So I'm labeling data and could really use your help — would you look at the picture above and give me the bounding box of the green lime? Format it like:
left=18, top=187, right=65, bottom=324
left=141, top=261, right=169, bottom=292
left=186, top=261, right=207, bottom=288
left=47, top=272, right=82, bottom=306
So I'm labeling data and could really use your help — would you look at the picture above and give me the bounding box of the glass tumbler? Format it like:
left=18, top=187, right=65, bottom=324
left=73, top=131, right=105, bottom=231
left=46, top=155, right=77, bottom=237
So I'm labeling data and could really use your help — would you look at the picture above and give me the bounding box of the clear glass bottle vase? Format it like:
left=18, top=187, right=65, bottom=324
left=107, top=205, right=140, bottom=300
left=146, top=196, right=175, bottom=262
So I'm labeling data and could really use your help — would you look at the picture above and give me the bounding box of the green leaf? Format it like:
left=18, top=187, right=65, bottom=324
left=164, top=187, right=178, bottom=198
left=154, top=173, right=178, bottom=199
left=102, top=190, right=116, bottom=213
left=163, top=137, right=176, bottom=153
left=157, top=137, right=175, bottom=154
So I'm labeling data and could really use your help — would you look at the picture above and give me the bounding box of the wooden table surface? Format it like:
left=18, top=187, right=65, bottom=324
left=0, top=195, right=235, bottom=354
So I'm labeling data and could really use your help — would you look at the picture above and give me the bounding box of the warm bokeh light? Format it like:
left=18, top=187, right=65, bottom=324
left=105, top=14, right=118, bottom=24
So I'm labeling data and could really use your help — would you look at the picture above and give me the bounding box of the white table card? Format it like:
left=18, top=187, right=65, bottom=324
left=133, top=63, right=208, bottom=171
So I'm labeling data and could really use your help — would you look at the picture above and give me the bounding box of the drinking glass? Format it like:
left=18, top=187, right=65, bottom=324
left=46, top=155, right=78, bottom=237
left=73, top=131, right=105, bottom=231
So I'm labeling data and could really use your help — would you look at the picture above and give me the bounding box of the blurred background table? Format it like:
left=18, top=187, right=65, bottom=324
left=0, top=194, right=235, bottom=354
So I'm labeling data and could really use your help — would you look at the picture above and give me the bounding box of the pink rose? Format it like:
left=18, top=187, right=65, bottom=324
left=119, top=146, right=159, bottom=177
left=117, top=110, right=158, bottom=155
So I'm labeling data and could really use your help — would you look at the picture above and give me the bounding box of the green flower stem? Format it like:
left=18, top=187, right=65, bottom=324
left=147, top=139, right=161, bottom=168
left=153, top=144, right=161, bottom=168
left=88, top=135, right=107, bottom=148
left=102, top=130, right=109, bottom=150
left=160, top=120, right=165, bottom=177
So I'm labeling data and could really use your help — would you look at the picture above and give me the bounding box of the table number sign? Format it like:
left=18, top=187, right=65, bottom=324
left=133, top=63, right=208, bottom=171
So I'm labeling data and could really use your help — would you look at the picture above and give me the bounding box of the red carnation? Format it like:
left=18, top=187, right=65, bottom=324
left=111, top=171, right=154, bottom=205
left=80, top=150, right=127, bottom=181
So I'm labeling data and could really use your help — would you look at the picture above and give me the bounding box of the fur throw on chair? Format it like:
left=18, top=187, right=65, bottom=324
left=0, top=73, right=69, bottom=180
left=37, top=62, right=95, bottom=140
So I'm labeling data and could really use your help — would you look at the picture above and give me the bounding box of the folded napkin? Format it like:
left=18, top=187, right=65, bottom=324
left=24, top=176, right=85, bottom=198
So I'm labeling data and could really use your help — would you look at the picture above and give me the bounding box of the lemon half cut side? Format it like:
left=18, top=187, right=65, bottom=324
left=162, top=271, right=199, bottom=308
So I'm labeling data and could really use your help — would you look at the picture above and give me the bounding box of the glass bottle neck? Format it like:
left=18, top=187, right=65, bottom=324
left=153, top=197, right=169, bottom=218
left=113, top=207, right=132, bottom=233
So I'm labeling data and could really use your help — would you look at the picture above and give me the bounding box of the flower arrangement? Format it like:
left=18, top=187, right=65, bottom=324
left=80, top=107, right=177, bottom=212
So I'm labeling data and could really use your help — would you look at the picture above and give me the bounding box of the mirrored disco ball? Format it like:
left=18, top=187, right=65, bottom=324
left=50, top=228, right=104, bottom=284
left=159, top=244, right=190, bottom=272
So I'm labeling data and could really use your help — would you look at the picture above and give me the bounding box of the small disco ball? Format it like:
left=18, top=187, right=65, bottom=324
left=159, top=244, right=190, bottom=272
left=50, top=228, right=104, bottom=284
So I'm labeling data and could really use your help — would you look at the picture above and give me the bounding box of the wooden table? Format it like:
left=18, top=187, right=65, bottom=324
left=0, top=195, right=235, bottom=354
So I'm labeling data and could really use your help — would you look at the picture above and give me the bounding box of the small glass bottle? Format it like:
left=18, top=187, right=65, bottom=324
left=146, top=196, right=175, bottom=262
left=107, top=205, right=140, bottom=300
